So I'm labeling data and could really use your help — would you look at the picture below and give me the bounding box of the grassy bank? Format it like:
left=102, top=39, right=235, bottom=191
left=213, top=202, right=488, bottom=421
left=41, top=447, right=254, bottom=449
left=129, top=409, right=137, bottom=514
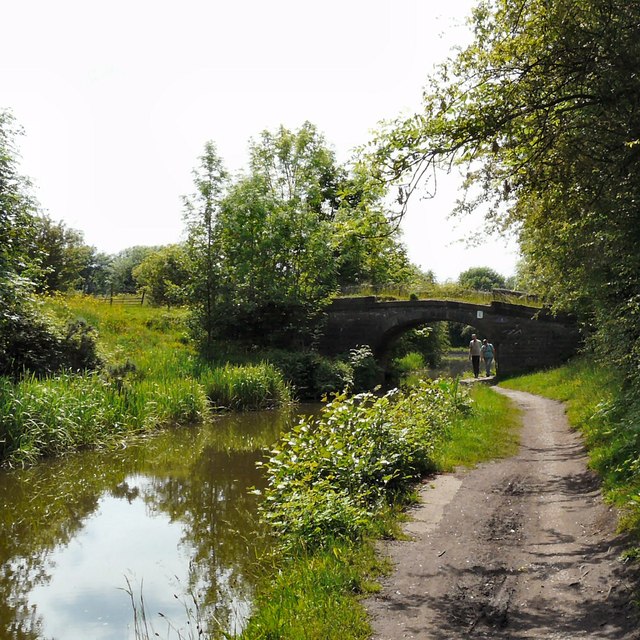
left=435, top=383, right=521, bottom=470
left=0, top=295, right=291, bottom=466
left=500, top=359, right=640, bottom=542
left=237, top=380, right=520, bottom=640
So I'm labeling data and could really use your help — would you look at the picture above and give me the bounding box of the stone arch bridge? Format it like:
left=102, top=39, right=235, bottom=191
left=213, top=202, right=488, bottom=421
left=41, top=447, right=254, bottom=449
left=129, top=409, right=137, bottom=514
left=319, top=297, right=581, bottom=377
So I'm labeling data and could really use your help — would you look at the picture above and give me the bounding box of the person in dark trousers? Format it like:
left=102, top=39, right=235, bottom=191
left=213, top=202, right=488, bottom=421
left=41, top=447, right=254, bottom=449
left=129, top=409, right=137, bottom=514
left=481, top=338, right=495, bottom=377
left=469, top=333, right=482, bottom=378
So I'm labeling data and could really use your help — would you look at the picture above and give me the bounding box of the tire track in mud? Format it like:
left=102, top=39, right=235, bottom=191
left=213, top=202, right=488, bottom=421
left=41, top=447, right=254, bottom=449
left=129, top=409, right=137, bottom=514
left=365, top=388, right=640, bottom=639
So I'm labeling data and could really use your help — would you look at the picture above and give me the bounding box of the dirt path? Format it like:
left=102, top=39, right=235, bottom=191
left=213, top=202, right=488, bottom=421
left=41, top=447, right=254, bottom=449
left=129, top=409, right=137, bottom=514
left=365, top=388, right=640, bottom=639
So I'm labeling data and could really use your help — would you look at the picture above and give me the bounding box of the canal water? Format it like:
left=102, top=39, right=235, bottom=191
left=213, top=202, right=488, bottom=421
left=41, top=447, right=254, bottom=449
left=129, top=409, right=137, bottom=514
left=0, top=405, right=317, bottom=640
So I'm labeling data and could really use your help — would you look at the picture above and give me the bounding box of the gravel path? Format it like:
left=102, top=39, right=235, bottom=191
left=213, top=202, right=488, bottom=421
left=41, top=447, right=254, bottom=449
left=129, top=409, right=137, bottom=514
left=365, top=388, right=640, bottom=639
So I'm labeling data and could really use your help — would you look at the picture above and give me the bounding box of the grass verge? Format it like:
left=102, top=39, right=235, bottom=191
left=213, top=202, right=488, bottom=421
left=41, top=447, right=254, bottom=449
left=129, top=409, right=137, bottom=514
left=239, top=543, right=381, bottom=640
left=500, top=358, right=640, bottom=541
left=435, top=384, right=521, bottom=471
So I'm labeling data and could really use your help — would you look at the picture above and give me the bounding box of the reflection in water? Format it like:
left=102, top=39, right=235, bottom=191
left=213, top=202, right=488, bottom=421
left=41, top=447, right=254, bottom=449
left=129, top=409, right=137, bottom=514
left=0, top=405, right=314, bottom=639
left=424, top=350, right=469, bottom=380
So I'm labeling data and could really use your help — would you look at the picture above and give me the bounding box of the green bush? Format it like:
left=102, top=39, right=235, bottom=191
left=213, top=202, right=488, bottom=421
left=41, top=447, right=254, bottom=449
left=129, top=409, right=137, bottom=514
left=0, top=306, right=101, bottom=378
left=60, top=318, right=102, bottom=371
left=257, top=379, right=466, bottom=551
left=267, top=350, right=353, bottom=400
left=348, top=345, right=383, bottom=392
left=393, top=351, right=424, bottom=374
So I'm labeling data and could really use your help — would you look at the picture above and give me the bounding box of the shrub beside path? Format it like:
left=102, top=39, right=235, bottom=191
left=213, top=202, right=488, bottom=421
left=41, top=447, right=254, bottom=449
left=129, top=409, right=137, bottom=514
left=365, top=388, right=640, bottom=639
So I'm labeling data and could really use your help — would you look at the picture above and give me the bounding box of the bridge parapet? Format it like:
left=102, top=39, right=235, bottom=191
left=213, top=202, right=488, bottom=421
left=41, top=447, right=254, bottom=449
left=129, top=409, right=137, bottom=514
left=320, top=297, right=581, bottom=377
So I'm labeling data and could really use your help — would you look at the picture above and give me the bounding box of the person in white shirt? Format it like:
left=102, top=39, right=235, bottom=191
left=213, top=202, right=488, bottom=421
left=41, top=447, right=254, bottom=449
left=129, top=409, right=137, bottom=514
left=469, top=334, right=482, bottom=378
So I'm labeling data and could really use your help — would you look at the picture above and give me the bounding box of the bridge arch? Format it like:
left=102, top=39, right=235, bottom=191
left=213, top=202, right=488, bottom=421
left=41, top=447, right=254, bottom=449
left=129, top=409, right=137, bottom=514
left=319, top=297, right=581, bottom=377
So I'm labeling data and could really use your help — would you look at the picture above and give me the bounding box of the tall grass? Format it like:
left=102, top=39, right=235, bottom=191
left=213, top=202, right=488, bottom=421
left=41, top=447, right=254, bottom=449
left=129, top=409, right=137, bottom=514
left=0, top=372, right=211, bottom=466
left=198, top=362, right=291, bottom=410
left=238, top=544, right=377, bottom=640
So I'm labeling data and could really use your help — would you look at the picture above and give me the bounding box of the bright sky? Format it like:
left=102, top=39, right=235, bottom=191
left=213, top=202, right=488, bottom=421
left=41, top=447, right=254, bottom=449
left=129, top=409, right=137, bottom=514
left=1, top=0, right=519, bottom=282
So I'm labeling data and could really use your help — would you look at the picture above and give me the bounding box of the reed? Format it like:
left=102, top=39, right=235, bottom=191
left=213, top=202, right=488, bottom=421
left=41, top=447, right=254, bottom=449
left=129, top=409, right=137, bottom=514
left=198, top=362, right=291, bottom=411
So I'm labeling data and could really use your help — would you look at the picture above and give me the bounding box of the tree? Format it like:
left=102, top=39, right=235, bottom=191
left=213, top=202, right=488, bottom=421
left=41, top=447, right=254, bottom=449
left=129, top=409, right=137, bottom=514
left=0, top=110, right=47, bottom=376
left=366, top=0, right=640, bottom=383
left=0, top=111, right=100, bottom=376
left=183, top=141, right=228, bottom=350
left=29, top=215, right=94, bottom=293
left=213, top=124, right=338, bottom=346
left=458, top=267, right=506, bottom=292
left=182, top=125, right=420, bottom=351
left=133, top=244, right=190, bottom=307
left=80, top=250, right=113, bottom=295
left=331, top=160, right=413, bottom=289
left=249, top=121, right=342, bottom=219
left=332, top=206, right=413, bottom=289
left=109, top=246, right=160, bottom=294
left=0, top=110, right=39, bottom=287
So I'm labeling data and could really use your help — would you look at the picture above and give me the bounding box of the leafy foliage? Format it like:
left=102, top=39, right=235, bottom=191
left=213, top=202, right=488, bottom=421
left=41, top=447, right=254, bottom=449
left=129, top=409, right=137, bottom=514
left=28, top=215, right=96, bottom=293
left=348, top=345, right=383, bottom=392
left=213, top=169, right=336, bottom=347
left=206, top=123, right=341, bottom=348
left=0, top=111, right=103, bottom=377
left=109, top=246, right=161, bottom=295
left=389, top=324, right=451, bottom=371
left=458, top=266, right=506, bottom=292
left=132, top=244, right=190, bottom=307
left=0, top=302, right=101, bottom=378
left=182, top=124, right=413, bottom=352
left=265, top=350, right=353, bottom=401
left=0, top=111, right=38, bottom=282
left=257, top=380, right=467, bottom=551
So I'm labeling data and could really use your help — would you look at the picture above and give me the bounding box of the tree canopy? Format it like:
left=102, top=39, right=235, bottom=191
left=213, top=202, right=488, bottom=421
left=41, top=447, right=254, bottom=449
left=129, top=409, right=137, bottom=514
left=366, top=0, right=640, bottom=382
left=0, top=110, right=100, bottom=376
left=458, top=266, right=506, bottom=292
left=183, top=123, right=413, bottom=350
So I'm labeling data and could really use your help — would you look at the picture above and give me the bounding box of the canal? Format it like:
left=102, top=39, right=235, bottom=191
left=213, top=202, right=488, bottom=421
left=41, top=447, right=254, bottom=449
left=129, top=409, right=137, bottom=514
left=0, top=405, right=316, bottom=639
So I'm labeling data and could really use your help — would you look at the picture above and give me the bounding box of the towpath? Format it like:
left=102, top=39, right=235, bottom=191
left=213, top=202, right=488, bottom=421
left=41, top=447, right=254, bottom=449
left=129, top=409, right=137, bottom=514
left=365, top=388, right=640, bottom=639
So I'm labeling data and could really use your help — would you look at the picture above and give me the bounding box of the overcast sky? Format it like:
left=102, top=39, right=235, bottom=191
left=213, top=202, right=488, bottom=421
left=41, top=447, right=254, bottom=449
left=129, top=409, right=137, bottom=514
left=1, top=0, right=519, bottom=281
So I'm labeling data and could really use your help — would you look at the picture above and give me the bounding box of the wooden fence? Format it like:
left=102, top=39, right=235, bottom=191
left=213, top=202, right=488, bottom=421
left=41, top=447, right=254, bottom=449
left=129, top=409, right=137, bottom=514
left=98, top=293, right=146, bottom=306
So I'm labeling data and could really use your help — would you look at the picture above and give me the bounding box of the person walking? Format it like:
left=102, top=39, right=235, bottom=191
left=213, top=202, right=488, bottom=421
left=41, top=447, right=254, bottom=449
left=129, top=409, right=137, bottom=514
left=469, top=333, right=482, bottom=378
left=481, top=338, right=495, bottom=377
